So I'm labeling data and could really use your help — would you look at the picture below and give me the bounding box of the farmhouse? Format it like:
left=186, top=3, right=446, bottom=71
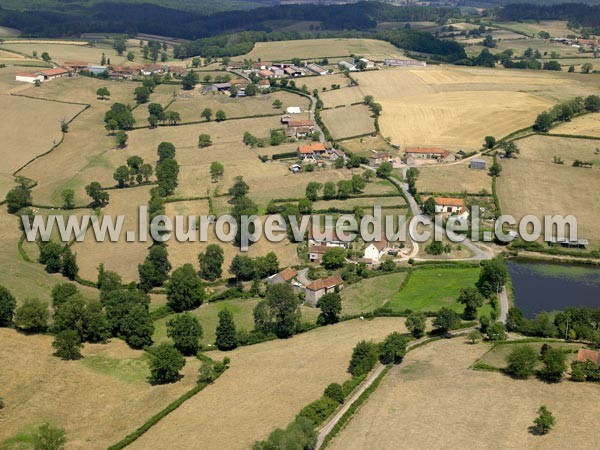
left=308, top=228, right=352, bottom=248
left=39, top=67, right=71, bottom=80
left=258, top=69, right=275, bottom=79
left=329, top=149, right=346, bottom=161
left=269, top=66, right=285, bottom=77
left=384, top=58, right=426, bottom=67
left=369, top=152, right=393, bottom=167
left=359, top=58, right=375, bottom=68
left=109, top=65, right=135, bottom=79
left=309, top=245, right=328, bottom=262
left=339, top=60, right=357, bottom=71
left=422, top=196, right=469, bottom=218
left=363, top=237, right=388, bottom=262
left=268, top=267, right=298, bottom=285
left=285, top=66, right=304, bottom=77
left=64, top=61, right=89, bottom=72
left=577, top=348, right=600, bottom=364
left=15, top=72, right=44, bottom=83
left=305, top=275, right=344, bottom=307
left=297, top=142, right=327, bottom=159
left=257, top=79, right=270, bottom=89
left=469, top=158, right=487, bottom=170
left=404, top=147, right=449, bottom=162
left=307, top=63, right=328, bottom=75
left=226, top=61, right=245, bottom=70
left=252, top=62, right=273, bottom=70
left=213, top=82, right=232, bottom=92
left=577, top=38, right=599, bottom=48
left=140, top=63, right=165, bottom=75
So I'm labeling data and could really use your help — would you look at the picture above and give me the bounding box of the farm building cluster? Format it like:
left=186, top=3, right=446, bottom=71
left=15, top=62, right=190, bottom=83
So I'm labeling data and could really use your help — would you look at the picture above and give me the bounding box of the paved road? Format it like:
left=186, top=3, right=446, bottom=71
left=315, top=328, right=475, bottom=449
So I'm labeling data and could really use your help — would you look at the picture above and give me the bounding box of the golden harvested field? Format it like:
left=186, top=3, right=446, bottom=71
left=18, top=78, right=136, bottom=206
left=168, top=90, right=308, bottom=123
left=297, top=74, right=350, bottom=92
left=339, top=134, right=397, bottom=156
left=0, top=329, right=201, bottom=449
left=416, top=157, right=493, bottom=194
left=328, top=338, right=600, bottom=450
left=241, top=38, right=405, bottom=61
left=0, top=26, right=20, bottom=37
left=352, top=66, right=600, bottom=150
left=496, top=20, right=574, bottom=38
left=0, top=42, right=137, bottom=65
left=495, top=38, right=592, bottom=59
left=72, top=186, right=152, bottom=283
left=497, top=134, right=600, bottom=248
left=0, top=95, right=85, bottom=176
left=313, top=195, right=405, bottom=210
left=128, top=317, right=410, bottom=450
left=320, top=86, right=364, bottom=108
left=322, top=104, right=375, bottom=139
left=552, top=112, right=600, bottom=137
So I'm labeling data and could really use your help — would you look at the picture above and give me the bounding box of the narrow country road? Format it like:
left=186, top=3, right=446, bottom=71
left=498, top=286, right=509, bottom=324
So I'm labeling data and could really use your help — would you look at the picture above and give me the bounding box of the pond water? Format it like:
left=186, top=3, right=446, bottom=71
left=508, top=259, right=600, bottom=318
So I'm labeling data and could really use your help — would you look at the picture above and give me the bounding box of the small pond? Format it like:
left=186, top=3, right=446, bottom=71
left=508, top=259, right=600, bottom=318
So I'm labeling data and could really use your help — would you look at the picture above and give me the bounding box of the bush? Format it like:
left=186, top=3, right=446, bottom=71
left=297, top=396, right=338, bottom=426
left=324, top=383, right=345, bottom=404
left=539, top=348, right=567, bottom=383
left=380, top=332, right=409, bottom=364
left=32, top=423, right=67, bottom=450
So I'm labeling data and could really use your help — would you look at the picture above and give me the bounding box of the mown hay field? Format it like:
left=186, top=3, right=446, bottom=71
left=167, top=90, right=308, bottom=123
left=353, top=66, right=600, bottom=150
left=0, top=329, right=201, bottom=449
left=552, top=112, right=600, bottom=137
left=341, top=272, right=408, bottom=315
left=298, top=73, right=351, bottom=92
left=320, top=86, right=364, bottom=108
left=0, top=95, right=86, bottom=175
left=328, top=338, right=600, bottom=450
left=416, top=158, right=494, bottom=194
left=495, top=38, right=593, bottom=59
left=241, top=38, right=405, bottom=61
left=321, top=104, right=375, bottom=139
left=128, top=317, right=410, bottom=450
left=0, top=41, right=146, bottom=65
left=497, top=134, right=600, bottom=248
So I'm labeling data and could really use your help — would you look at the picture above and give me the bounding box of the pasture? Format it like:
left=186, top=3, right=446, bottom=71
left=321, top=104, right=376, bottom=139
left=0, top=329, right=201, bottom=449
left=127, top=317, right=411, bottom=450
left=298, top=73, right=351, bottom=92
left=416, top=158, right=493, bottom=194
left=497, top=134, right=600, bottom=248
left=475, top=341, right=582, bottom=370
left=168, top=90, right=308, bottom=123
left=241, top=38, right=404, bottom=61
left=328, top=338, right=600, bottom=450
left=153, top=297, right=321, bottom=346
left=341, top=272, right=408, bottom=315
left=552, top=112, right=600, bottom=137
left=353, top=66, right=599, bottom=150
left=320, top=86, right=364, bottom=108
left=0, top=95, right=86, bottom=176
left=495, top=38, right=593, bottom=59
left=386, top=266, right=483, bottom=314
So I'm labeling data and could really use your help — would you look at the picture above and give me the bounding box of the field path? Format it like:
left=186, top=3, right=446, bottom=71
left=498, top=286, right=509, bottom=324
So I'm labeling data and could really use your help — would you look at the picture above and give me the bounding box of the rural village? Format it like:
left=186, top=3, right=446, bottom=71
left=0, top=1, right=599, bottom=449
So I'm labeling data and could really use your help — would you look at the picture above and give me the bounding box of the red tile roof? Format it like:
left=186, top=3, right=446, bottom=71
left=278, top=267, right=298, bottom=282
left=405, top=147, right=449, bottom=155
left=288, top=119, right=315, bottom=128
left=298, top=142, right=326, bottom=154
left=578, top=348, right=600, bottom=365
left=306, top=275, right=343, bottom=291
left=40, top=67, right=69, bottom=76
left=422, top=196, right=466, bottom=208
left=309, top=245, right=329, bottom=254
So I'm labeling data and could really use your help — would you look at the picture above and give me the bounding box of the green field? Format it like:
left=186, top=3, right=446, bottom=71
left=475, top=341, right=583, bottom=370
left=341, top=272, right=408, bottom=315
left=80, top=353, right=151, bottom=383
left=386, top=266, right=491, bottom=315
